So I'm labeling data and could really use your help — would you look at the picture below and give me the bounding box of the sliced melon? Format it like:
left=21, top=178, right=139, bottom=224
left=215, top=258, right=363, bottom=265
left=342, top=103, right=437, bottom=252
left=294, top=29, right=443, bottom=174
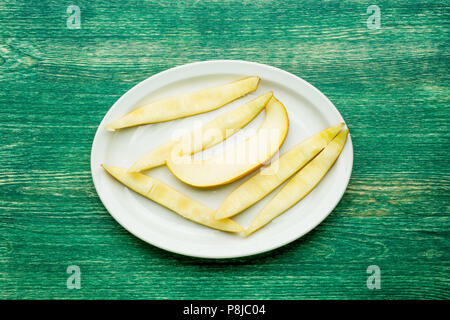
left=129, top=92, right=273, bottom=172
left=105, top=76, right=260, bottom=131
left=244, top=128, right=349, bottom=236
left=215, top=123, right=344, bottom=219
left=166, top=97, right=289, bottom=187
left=102, top=165, right=243, bottom=233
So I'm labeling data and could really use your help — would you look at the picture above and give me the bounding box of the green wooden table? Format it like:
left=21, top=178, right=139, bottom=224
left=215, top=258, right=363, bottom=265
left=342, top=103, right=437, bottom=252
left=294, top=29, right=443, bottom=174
left=1, top=0, right=448, bottom=299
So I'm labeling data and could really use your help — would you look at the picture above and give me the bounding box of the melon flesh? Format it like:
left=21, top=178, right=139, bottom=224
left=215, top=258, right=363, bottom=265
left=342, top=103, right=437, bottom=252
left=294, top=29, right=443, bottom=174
left=166, top=97, right=289, bottom=187
left=102, top=165, right=244, bottom=233
left=129, top=92, right=273, bottom=172
left=105, top=76, right=260, bottom=131
left=244, top=128, right=349, bottom=236
left=215, top=123, right=345, bottom=220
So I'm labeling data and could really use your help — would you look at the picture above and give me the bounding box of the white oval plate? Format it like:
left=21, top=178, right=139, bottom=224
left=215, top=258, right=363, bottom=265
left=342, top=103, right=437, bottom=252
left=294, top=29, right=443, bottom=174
left=91, top=60, right=353, bottom=259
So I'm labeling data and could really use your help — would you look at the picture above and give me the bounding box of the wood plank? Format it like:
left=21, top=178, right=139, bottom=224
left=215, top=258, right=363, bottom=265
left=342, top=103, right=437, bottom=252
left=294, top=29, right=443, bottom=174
left=0, top=0, right=448, bottom=299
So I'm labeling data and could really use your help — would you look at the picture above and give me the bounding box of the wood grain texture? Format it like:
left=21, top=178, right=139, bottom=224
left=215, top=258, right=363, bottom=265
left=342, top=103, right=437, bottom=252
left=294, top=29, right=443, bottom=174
left=0, top=0, right=448, bottom=299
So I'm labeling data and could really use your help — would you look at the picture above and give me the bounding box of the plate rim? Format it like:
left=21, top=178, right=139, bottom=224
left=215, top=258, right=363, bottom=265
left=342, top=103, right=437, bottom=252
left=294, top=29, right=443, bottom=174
left=90, top=59, right=353, bottom=259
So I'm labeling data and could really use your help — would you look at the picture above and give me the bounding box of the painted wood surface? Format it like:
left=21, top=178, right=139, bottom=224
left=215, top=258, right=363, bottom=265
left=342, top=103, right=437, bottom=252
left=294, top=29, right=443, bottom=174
left=0, top=0, right=448, bottom=299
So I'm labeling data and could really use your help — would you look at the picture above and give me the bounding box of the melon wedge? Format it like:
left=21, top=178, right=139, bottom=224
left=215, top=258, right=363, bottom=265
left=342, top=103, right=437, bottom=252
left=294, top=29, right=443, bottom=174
left=166, top=97, right=289, bottom=187
left=244, top=128, right=349, bottom=236
left=129, top=139, right=177, bottom=171
left=129, top=92, right=273, bottom=172
left=215, top=123, right=345, bottom=220
left=101, top=165, right=244, bottom=233
left=105, top=76, right=260, bottom=131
